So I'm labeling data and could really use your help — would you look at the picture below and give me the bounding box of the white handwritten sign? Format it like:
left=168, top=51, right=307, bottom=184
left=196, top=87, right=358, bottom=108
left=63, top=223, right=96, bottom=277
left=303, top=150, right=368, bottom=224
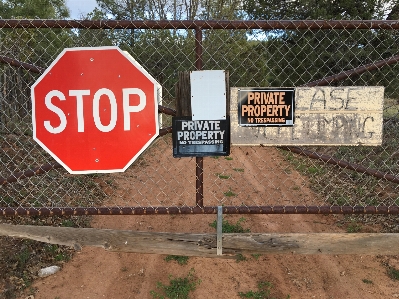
left=231, top=87, right=384, bottom=146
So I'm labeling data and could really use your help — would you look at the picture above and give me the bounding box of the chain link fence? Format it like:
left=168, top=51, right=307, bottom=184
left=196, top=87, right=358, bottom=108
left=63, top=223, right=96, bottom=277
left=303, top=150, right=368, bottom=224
left=0, top=20, right=399, bottom=216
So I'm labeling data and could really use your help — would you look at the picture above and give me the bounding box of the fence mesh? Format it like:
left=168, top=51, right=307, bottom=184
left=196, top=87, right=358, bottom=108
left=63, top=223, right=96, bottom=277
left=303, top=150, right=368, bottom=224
left=0, top=20, right=399, bottom=215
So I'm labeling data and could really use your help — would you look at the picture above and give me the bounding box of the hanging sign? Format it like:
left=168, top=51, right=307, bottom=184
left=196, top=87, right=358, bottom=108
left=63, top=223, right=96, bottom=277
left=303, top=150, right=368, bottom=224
left=172, top=117, right=230, bottom=157
left=173, top=70, right=230, bottom=157
left=238, top=88, right=295, bottom=126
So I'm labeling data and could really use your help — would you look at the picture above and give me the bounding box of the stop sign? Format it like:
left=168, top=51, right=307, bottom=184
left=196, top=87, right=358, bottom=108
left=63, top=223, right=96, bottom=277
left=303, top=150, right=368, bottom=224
left=31, top=47, right=160, bottom=174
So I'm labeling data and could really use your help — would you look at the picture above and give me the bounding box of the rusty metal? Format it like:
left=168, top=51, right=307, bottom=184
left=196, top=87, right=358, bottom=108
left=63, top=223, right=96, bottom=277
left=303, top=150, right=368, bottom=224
left=2, top=19, right=399, bottom=217
left=0, top=126, right=173, bottom=186
left=1, top=20, right=399, bottom=30
left=280, top=146, right=399, bottom=184
left=0, top=55, right=45, bottom=73
left=159, top=126, right=173, bottom=136
left=1, top=205, right=399, bottom=216
left=158, top=105, right=176, bottom=116
left=195, top=27, right=204, bottom=207
left=0, top=163, right=62, bottom=186
left=275, top=54, right=399, bottom=185
left=304, top=53, right=399, bottom=87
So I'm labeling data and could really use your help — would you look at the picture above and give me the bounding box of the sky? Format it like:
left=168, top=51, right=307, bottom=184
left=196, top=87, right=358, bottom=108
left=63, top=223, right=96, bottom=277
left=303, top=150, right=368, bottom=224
left=66, top=0, right=98, bottom=19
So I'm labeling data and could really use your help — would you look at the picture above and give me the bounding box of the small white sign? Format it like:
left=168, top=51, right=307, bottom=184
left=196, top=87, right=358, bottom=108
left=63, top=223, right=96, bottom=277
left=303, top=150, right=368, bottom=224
left=190, top=70, right=226, bottom=120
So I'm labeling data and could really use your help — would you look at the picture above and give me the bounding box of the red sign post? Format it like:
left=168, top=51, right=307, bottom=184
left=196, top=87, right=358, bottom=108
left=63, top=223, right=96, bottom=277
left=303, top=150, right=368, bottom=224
left=31, top=47, right=160, bottom=174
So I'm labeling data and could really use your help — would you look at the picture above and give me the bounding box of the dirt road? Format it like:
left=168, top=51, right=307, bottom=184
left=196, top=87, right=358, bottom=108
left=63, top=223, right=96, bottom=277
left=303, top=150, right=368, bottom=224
left=27, top=143, right=399, bottom=299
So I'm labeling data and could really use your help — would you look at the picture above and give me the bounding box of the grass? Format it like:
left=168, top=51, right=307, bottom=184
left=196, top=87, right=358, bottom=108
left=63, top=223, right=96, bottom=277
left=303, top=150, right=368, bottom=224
left=150, top=268, right=200, bottom=299
left=236, top=253, right=247, bottom=262
left=233, top=168, right=244, bottom=172
left=239, top=281, right=290, bottom=299
left=347, top=222, right=362, bottom=233
left=209, top=217, right=250, bottom=233
left=383, top=98, right=399, bottom=118
left=224, top=189, right=237, bottom=197
left=362, top=279, right=373, bottom=284
left=216, top=173, right=230, bottom=179
left=165, top=255, right=189, bottom=265
left=225, top=156, right=233, bottom=160
left=17, top=247, right=30, bottom=269
left=251, top=254, right=262, bottom=260
left=387, top=267, right=399, bottom=280
left=45, top=244, right=70, bottom=262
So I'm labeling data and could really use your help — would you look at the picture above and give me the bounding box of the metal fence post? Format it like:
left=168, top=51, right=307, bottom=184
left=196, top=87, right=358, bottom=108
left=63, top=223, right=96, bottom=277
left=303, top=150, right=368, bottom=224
left=195, top=26, right=204, bottom=207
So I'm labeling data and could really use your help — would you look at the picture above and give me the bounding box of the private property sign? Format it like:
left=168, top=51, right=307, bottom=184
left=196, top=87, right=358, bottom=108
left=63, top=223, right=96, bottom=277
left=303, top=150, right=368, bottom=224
left=231, top=87, right=384, bottom=146
left=238, top=88, right=295, bottom=126
left=172, top=70, right=230, bottom=157
left=31, top=47, right=160, bottom=174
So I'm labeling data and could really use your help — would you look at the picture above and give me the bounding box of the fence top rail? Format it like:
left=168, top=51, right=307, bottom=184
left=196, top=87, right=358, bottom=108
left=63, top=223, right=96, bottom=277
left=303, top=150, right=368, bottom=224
left=0, top=19, right=399, bottom=30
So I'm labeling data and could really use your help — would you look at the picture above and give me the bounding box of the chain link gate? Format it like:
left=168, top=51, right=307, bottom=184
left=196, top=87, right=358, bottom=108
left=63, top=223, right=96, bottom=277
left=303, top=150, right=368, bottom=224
left=0, top=20, right=398, bottom=220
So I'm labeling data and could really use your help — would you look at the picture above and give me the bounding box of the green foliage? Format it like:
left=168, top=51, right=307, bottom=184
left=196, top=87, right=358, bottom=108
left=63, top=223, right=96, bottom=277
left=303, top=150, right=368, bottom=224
left=45, top=244, right=69, bottom=261
left=17, top=247, right=30, bottom=269
left=165, top=255, right=189, bottom=266
left=216, top=173, right=231, bottom=179
left=251, top=254, right=261, bottom=260
left=362, top=279, right=373, bottom=284
left=387, top=267, right=399, bottom=280
left=209, top=217, right=250, bottom=233
left=61, top=219, right=75, bottom=227
left=347, top=222, right=362, bottom=233
left=243, top=0, right=399, bottom=97
left=235, top=253, right=247, bottom=262
left=0, top=0, right=69, bottom=19
left=239, top=281, right=290, bottom=299
left=233, top=168, right=244, bottom=172
left=224, top=189, right=237, bottom=197
left=150, top=269, right=201, bottom=299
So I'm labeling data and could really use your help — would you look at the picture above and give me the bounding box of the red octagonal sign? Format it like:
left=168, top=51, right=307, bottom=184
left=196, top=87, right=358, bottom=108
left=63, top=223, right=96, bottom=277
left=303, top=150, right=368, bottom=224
left=31, top=47, right=160, bottom=174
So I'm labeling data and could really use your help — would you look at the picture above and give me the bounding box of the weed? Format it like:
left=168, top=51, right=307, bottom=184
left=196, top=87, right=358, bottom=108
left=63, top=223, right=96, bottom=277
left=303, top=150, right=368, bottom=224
left=362, top=279, right=373, bottom=284
left=61, top=219, right=75, bottom=227
left=251, top=254, right=261, bottom=260
left=210, top=156, right=219, bottom=159
left=307, top=166, right=324, bottom=175
left=45, top=244, right=69, bottom=262
left=216, top=173, right=230, bottom=179
left=150, top=268, right=200, bottom=299
left=121, top=266, right=128, bottom=272
left=236, top=254, right=247, bottom=262
left=22, top=273, right=32, bottom=289
left=233, top=168, right=244, bottom=172
left=209, top=217, right=250, bottom=233
left=283, top=167, right=292, bottom=174
left=54, top=253, right=69, bottom=262
left=17, top=247, right=30, bottom=269
left=225, top=156, right=233, bottom=160
left=224, top=189, right=237, bottom=197
left=165, top=255, right=189, bottom=265
left=239, top=281, right=290, bottom=299
left=347, top=222, right=362, bottom=233
left=387, top=267, right=399, bottom=280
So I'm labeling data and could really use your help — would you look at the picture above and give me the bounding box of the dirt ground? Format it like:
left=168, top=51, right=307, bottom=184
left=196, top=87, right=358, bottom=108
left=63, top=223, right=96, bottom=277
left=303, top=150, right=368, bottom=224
left=24, top=143, right=399, bottom=299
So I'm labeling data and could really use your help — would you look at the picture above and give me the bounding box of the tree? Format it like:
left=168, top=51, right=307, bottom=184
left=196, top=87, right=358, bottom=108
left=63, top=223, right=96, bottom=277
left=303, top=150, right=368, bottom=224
left=0, top=0, right=69, bottom=18
left=0, top=0, right=72, bottom=132
left=242, top=0, right=399, bottom=97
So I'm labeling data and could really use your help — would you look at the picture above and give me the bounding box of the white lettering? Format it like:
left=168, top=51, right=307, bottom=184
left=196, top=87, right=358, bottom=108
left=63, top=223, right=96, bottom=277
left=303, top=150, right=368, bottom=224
left=93, top=88, right=117, bottom=132
left=123, top=88, right=146, bottom=131
left=44, top=90, right=67, bottom=134
left=69, top=89, right=90, bottom=132
left=177, top=131, right=183, bottom=140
